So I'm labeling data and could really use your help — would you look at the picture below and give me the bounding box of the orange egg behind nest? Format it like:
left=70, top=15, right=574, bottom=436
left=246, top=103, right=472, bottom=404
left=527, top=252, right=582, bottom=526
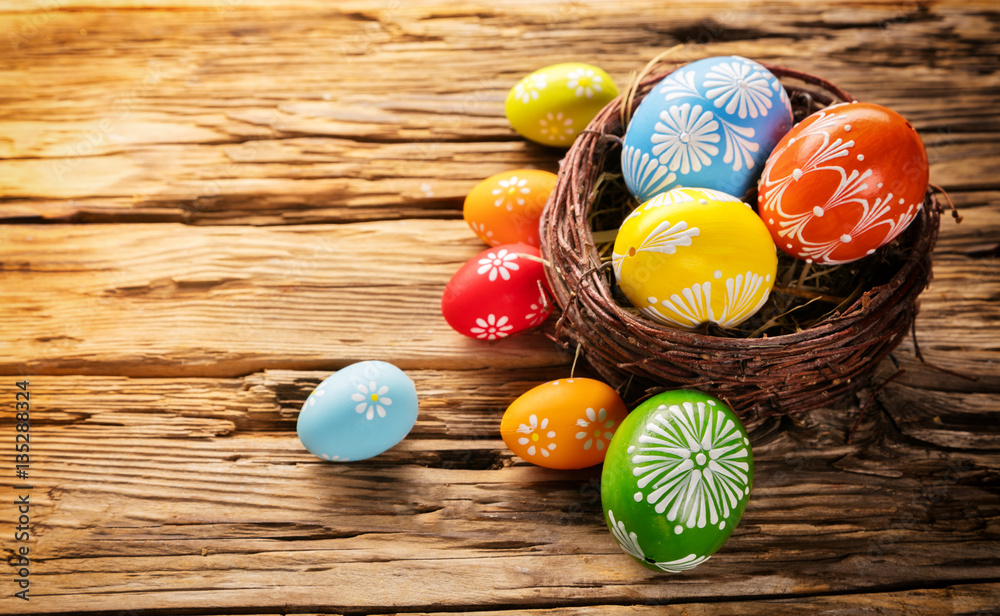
left=463, top=169, right=558, bottom=248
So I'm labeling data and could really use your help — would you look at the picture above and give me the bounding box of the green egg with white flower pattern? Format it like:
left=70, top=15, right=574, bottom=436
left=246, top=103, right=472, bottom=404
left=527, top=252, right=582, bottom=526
left=601, top=389, right=753, bottom=572
left=505, top=62, right=619, bottom=147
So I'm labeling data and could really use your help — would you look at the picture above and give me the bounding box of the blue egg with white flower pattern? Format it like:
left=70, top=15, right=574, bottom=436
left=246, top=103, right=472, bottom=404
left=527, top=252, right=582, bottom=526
left=621, top=56, right=793, bottom=203
left=297, top=361, right=418, bottom=462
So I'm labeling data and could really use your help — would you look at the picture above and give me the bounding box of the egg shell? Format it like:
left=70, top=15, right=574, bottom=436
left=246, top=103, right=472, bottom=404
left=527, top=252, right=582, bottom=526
left=505, top=62, right=619, bottom=147
left=622, top=55, right=793, bottom=202
left=601, top=389, right=753, bottom=573
left=612, top=187, right=777, bottom=329
left=441, top=243, right=551, bottom=340
left=464, top=169, right=558, bottom=247
left=758, top=101, right=930, bottom=264
left=296, top=361, right=418, bottom=462
left=500, top=378, right=628, bottom=470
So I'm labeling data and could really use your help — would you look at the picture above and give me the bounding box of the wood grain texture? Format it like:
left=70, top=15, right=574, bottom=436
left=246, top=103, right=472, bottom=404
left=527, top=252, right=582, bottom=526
left=0, top=0, right=998, bottom=614
left=0, top=221, right=572, bottom=376
left=0, top=217, right=996, bottom=383
left=0, top=370, right=998, bottom=613
left=0, top=1, right=998, bottom=224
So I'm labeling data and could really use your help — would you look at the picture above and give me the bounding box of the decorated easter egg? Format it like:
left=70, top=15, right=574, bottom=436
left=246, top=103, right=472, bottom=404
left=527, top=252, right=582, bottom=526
left=464, top=169, right=558, bottom=247
left=297, top=361, right=419, bottom=462
left=612, top=187, right=777, bottom=329
left=758, top=101, right=930, bottom=264
left=602, top=389, right=753, bottom=572
left=441, top=243, right=551, bottom=340
left=622, top=56, right=793, bottom=202
left=500, top=378, right=628, bottom=470
left=505, top=62, right=619, bottom=147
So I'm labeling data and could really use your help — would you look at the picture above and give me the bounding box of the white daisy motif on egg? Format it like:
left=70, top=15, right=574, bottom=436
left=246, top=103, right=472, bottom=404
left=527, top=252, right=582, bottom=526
left=517, top=414, right=557, bottom=458
left=513, top=72, right=547, bottom=103
left=566, top=67, right=604, bottom=99
left=476, top=248, right=520, bottom=281
left=524, top=300, right=549, bottom=327
left=575, top=407, right=616, bottom=451
left=612, top=219, right=700, bottom=283
left=718, top=271, right=770, bottom=327
left=306, top=382, right=327, bottom=407
left=631, top=400, right=751, bottom=529
left=539, top=111, right=575, bottom=143
left=470, top=314, right=514, bottom=340
left=651, top=103, right=721, bottom=174
left=468, top=221, right=499, bottom=246
left=492, top=176, right=531, bottom=211
left=643, top=281, right=715, bottom=329
left=658, top=69, right=700, bottom=101
left=351, top=381, right=392, bottom=420
left=703, top=60, right=774, bottom=120
left=621, top=145, right=677, bottom=202
left=606, top=509, right=711, bottom=573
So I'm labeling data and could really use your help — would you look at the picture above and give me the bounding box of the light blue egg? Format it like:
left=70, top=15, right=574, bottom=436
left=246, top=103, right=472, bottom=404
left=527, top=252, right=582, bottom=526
left=622, top=55, right=793, bottom=203
left=296, top=361, right=418, bottom=462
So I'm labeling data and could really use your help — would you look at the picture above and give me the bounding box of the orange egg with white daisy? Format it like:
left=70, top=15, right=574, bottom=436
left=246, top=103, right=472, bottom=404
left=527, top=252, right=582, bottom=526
left=463, top=169, right=558, bottom=247
left=500, top=378, right=628, bottom=470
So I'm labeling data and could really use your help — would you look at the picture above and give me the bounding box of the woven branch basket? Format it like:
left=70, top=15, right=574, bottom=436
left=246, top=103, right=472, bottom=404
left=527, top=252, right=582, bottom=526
left=539, top=63, right=941, bottom=421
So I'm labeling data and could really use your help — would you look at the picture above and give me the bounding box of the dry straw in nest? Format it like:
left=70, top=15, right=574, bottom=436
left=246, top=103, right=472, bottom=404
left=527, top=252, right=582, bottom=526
left=539, top=55, right=943, bottom=421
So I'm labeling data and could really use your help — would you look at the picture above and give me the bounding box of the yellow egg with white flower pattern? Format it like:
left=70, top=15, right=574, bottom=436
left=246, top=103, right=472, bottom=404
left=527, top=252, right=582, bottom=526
left=505, top=63, right=619, bottom=147
left=612, top=187, right=777, bottom=330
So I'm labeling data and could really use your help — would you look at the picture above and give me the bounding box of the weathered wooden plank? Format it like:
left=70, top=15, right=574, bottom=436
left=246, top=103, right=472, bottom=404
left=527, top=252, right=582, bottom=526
left=95, top=580, right=1000, bottom=616
left=15, top=365, right=999, bottom=440
left=0, top=220, right=573, bottom=376
left=1, top=218, right=996, bottom=381
left=1, top=1, right=998, bottom=614
left=177, top=580, right=1000, bottom=615
left=0, top=2, right=997, bottom=224
left=0, top=139, right=993, bottom=226
left=2, top=456, right=996, bottom=611
left=392, top=583, right=1000, bottom=614
left=878, top=383, right=1000, bottom=450
left=1, top=370, right=998, bottom=613
left=12, top=368, right=572, bottom=435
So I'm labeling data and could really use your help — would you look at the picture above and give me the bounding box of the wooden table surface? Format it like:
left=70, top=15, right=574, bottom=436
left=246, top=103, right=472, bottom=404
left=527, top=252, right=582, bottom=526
left=2, top=1, right=999, bottom=613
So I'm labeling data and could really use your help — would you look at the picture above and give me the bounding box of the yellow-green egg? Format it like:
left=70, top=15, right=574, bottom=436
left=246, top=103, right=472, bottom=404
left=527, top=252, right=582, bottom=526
left=505, top=63, right=619, bottom=147
left=612, top=187, right=777, bottom=330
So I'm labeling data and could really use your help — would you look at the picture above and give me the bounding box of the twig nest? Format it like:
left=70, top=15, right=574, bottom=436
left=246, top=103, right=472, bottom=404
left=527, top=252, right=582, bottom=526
left=539, top=62, right=941, bottom=419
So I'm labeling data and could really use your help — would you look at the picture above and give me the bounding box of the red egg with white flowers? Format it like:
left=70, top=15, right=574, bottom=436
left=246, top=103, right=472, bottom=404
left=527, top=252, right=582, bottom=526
left=442, top=243, right=551, bottom=340
left=757, top=102, right=929, bottom=264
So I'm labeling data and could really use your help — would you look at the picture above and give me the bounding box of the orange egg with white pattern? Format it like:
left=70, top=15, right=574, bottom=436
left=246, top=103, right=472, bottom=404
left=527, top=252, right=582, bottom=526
left=758, top=102, right=929, bottom=264
left=463, top=169, right=558, bottom=247
left=500, top=378, right=628, bottom=470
